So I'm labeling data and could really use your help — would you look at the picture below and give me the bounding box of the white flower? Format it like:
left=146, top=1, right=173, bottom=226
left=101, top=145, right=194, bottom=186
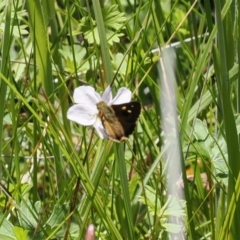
left=67, top=85, right=132, bottom=139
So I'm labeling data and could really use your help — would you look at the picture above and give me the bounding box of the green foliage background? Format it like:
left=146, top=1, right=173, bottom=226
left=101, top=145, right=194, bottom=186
left=0, top=0, right=239, bottom=239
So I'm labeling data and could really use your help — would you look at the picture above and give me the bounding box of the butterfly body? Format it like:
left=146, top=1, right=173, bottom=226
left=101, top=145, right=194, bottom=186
left=97, top=101, right=141, bottom=141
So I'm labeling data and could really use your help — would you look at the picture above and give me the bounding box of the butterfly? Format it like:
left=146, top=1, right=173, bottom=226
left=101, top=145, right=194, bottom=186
left=97, top=101, right=141, bottom=141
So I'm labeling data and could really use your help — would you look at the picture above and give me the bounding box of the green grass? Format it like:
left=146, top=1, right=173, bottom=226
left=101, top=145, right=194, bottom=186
left=0, top=0, right=239, bottom=239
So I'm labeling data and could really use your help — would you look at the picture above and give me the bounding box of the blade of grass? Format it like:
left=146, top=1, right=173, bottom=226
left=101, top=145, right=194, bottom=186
left=214, top=1, right=240, bottom=239
left=0, top=1, right=12, bottom=172
left=92, top=0, right=113, bottom=86
left=116, top=143, right=135, bottom=240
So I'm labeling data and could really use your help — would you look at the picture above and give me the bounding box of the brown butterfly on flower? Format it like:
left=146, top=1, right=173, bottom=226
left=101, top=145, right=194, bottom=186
left=67, top=85, right=141, bottom=141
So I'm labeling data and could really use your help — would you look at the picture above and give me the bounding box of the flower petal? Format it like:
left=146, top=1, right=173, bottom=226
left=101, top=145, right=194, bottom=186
left=67, top=104, right=98, bottom=126
left=110, top=87, right=132, bottom=104
left=93, top=118, right=108, bottom=139
left=73, top=86, right=101, bottom=104
left=101, top=85, right=113, bottom=104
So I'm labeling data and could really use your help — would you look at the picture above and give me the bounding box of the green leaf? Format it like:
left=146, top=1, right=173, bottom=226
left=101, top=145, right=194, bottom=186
left=74, top=5, right=126, bottom=45
left=45, top=203, right=68, bottom=228
left=13, top=226, right=29, bottom=240
left=0, top=215, right=16, bottom=240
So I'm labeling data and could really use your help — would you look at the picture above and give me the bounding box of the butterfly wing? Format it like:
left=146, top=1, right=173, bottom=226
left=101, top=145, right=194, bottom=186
left=111, top=102, right=141, bottom=138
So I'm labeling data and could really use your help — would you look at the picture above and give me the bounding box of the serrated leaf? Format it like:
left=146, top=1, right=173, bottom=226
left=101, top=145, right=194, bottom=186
left=103, top=5, right=126, bottom=30
left=160, top=195, right=186, bottom=218
left=59, top=45, right=88, bottom=72
left=74, top=4, right=126, bottom=45
left=161, top=223, right=183, bottom=234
